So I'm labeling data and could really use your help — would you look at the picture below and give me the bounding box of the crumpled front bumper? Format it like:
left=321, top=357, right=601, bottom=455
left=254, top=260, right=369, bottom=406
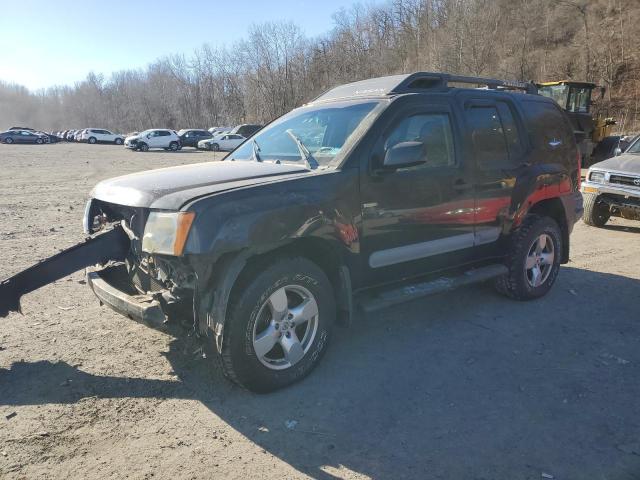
left=86, top=265, right=167, bottom=327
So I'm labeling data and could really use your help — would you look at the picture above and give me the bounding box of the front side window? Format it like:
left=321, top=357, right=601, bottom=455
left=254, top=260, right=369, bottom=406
left=230, top=100, right=384, bottom=168
left=538, top=85, right=569, bottom=109
left=568, top=87, right=591, bottom=113
left=383, top=113, right=455, bottom=170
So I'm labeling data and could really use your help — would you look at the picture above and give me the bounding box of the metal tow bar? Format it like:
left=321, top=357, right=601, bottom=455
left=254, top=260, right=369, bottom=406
left=0, top=226, right=129, bottom=317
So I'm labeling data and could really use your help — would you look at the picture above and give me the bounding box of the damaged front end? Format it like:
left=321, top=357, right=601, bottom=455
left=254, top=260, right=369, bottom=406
left=1, top=199, right=198, bottom=329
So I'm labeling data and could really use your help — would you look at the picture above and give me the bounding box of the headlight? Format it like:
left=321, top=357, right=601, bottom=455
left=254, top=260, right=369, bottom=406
left=142, top=211, right=195, bottom=256
left=589, top=171, right=605, bottom=183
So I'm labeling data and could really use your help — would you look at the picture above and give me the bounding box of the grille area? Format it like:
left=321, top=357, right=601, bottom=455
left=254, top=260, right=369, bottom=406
left=609, top=174, right=640, bottom=188
left=131, top=265, right=166, bottom=293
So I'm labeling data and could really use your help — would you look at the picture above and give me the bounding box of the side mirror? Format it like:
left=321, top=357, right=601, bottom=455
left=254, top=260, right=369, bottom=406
left=146, top=134, right=151, bottom=139
left=614, top=147, right=622, bottom=156
left=383, top=141, right=426, bottom=170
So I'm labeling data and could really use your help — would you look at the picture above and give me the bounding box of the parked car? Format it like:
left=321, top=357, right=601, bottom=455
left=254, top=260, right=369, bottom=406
left=198, top=133, right=245, bottom=151
left=0, top=129, right=47, bottom=144
left=0, top=72, right=583, bottom=393
left=80, top=128, right=125, bottom=145
left=124, top=129, right=181, bottom=152
left=76, top=129, right=87, bottom=141
left=230, top=123, right=262, bottom=138
left=582, top=135, right=640, bottom=226
left=208, top=126, right=232, bottom=135
left=177, top=129, right=212, bottom=148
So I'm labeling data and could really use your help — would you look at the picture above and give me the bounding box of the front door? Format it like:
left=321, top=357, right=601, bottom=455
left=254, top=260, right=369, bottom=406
left=359, top=101, right=475, bottom=287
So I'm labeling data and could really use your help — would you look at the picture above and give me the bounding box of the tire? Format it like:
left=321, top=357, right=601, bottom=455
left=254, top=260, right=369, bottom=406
left=582, top=193, right=610, bottom=227
left=5, top=137, right=13, bottom=144
left=211, top=143, right=220, bottom=152
left=139, top=142, right=149, bottom=152
left=495, top=215, right=562, bottom=301
left=36, top=138, right=43, bottom=145
left=220, top=257, right=335, bottom=393
left=88, top=137, right=97, bottom=144
left=115, top=138, right=123, bottom=145
left=169, top=141, right=179, bottom=151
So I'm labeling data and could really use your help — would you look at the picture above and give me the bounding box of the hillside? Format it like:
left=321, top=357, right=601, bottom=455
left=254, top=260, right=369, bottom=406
left=0, top=0, right=638, bottom=132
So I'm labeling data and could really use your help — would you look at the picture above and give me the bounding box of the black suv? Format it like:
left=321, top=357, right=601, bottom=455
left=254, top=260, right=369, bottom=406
left=1, top=72, right=583, bottom=393
left=177, top=129, right=213, bottom=148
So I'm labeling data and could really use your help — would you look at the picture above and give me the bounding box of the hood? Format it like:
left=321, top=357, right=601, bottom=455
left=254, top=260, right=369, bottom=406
left=125, top=134, right=141, bottom=142
left=591, top=153, right=640, bottom=175
left=91, top=160, right=310, bottom=210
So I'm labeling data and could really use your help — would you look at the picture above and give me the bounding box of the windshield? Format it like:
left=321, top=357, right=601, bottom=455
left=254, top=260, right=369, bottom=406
left=627, top=137, right=640, bottom=154
left=229, top=100, right=383, bottom=168
left=539, top=85, right=569, bottom=109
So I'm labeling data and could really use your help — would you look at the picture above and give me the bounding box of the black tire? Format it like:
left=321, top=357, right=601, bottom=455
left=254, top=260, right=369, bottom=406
left=5, top=137, right=13, bottom=144
left=88, top=137, right=97, bottom=144
left=211, top=143, right=220, bottom=151
left=169, top=141, right=179, bottom=151
left=139, top=142, right=149, bottom=152
left=115, top=138, right=123, bottom=145
left=36, top=138, right=43, bottom=144
left=220, top=257, right=335, bottom=393
left=495, top=215, right=562, bottom=301
left=582, top=193, right=610, bottom=227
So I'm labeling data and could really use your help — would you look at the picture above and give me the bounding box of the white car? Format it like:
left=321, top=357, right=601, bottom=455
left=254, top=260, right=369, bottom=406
left=124, top=129, right=181, bottom=152
left=197, top=133, right=246, bottom=151
left=81, top=128, right=125, bottom=145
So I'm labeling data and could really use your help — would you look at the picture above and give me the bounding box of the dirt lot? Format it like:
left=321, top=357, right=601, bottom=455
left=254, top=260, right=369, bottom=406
left=1, top=143, right=639, bottom=480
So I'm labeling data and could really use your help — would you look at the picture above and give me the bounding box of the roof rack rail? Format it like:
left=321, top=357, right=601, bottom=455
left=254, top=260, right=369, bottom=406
left=312, top=72, right=538, bottom=103
left=392, top=72, right=538, bottom=95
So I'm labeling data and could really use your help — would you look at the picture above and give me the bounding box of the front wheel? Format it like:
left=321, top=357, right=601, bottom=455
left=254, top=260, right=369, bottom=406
left=88, top=137, right=96, bottom=144
left=114, top=138, right=123, bottom=145
left=138, top=142, right=149, bottom=152
left=36, top=138, right=43, bottom=144
left=495, top=215, right=562, bottom=301
left=5, top=137, right=13, bottom=144
left=211, top=143, right=220, bottom=151
left=220, top=257, right=335, bottom=393
left=582, top=193, right=610, bottom=227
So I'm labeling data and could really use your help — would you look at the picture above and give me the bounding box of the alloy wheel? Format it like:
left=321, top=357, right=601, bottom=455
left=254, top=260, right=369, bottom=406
left=525, top=233, right=555, bottom=288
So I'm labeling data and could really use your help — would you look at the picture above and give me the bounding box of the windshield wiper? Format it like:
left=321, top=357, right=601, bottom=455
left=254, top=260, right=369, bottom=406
left=251, top=138, right=262, bottom=162
left=286, top=129, right=319, bottom=170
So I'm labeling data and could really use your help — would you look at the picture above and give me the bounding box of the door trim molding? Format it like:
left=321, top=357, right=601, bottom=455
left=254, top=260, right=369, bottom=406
left=369, top=227, right=501, bottom=268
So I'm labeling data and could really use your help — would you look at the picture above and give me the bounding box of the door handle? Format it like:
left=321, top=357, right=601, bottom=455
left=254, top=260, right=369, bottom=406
left=453, top=179, right=472, bottom=191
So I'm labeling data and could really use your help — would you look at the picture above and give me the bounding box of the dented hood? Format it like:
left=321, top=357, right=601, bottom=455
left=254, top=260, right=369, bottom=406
left=91, top=160, right=310, bottom=210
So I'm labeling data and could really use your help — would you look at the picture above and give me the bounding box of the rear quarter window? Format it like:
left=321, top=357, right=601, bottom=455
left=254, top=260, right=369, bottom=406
left=521, top=100, right=574, bottom=153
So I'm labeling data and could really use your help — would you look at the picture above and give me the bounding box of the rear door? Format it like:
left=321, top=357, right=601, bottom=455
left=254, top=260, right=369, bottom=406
left=458, top=94, right=530, bottom=260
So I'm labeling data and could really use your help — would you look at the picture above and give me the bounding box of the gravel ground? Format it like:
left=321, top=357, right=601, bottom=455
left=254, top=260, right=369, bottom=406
left=1, top=143, right=639, bottom=480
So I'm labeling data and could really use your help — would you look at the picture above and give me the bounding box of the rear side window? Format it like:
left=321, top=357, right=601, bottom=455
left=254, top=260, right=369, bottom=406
left=158, top=131, right=170, bottom=137
left=466, top=106, right=509, bottom=167
left=522, top=101, right=573, bottom=152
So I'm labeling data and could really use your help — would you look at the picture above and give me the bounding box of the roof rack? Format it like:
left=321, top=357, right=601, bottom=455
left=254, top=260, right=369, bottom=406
left=312, top=72, right=538, bottom=103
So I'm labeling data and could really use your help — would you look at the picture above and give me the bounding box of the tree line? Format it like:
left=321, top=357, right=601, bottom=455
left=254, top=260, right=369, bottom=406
left=1, top=0, right=638, bottom=133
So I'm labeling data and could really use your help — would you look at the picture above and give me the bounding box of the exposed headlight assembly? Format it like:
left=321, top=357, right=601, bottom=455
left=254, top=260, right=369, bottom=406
left=142, top=211, right=195, bottom=256
left=589, top=171, right=605, bottom=183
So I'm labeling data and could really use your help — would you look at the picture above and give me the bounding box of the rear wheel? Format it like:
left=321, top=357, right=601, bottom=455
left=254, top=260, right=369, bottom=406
left=495, top=215, right=562, bottom=301
left=582, top=193, right=610, bottom=227
left=138, top=142, right=149, bottom=152
left=169, top=141, right=179, bottom=151
left=220, top=257, right=335, bottom=393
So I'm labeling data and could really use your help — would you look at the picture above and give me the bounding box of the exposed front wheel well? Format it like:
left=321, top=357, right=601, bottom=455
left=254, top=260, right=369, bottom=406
left=526, top=198, right=569, bottom=263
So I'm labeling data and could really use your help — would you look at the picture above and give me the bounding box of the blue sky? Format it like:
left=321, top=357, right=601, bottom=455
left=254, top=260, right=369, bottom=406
left=0, top=0, right=367, bottom=91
